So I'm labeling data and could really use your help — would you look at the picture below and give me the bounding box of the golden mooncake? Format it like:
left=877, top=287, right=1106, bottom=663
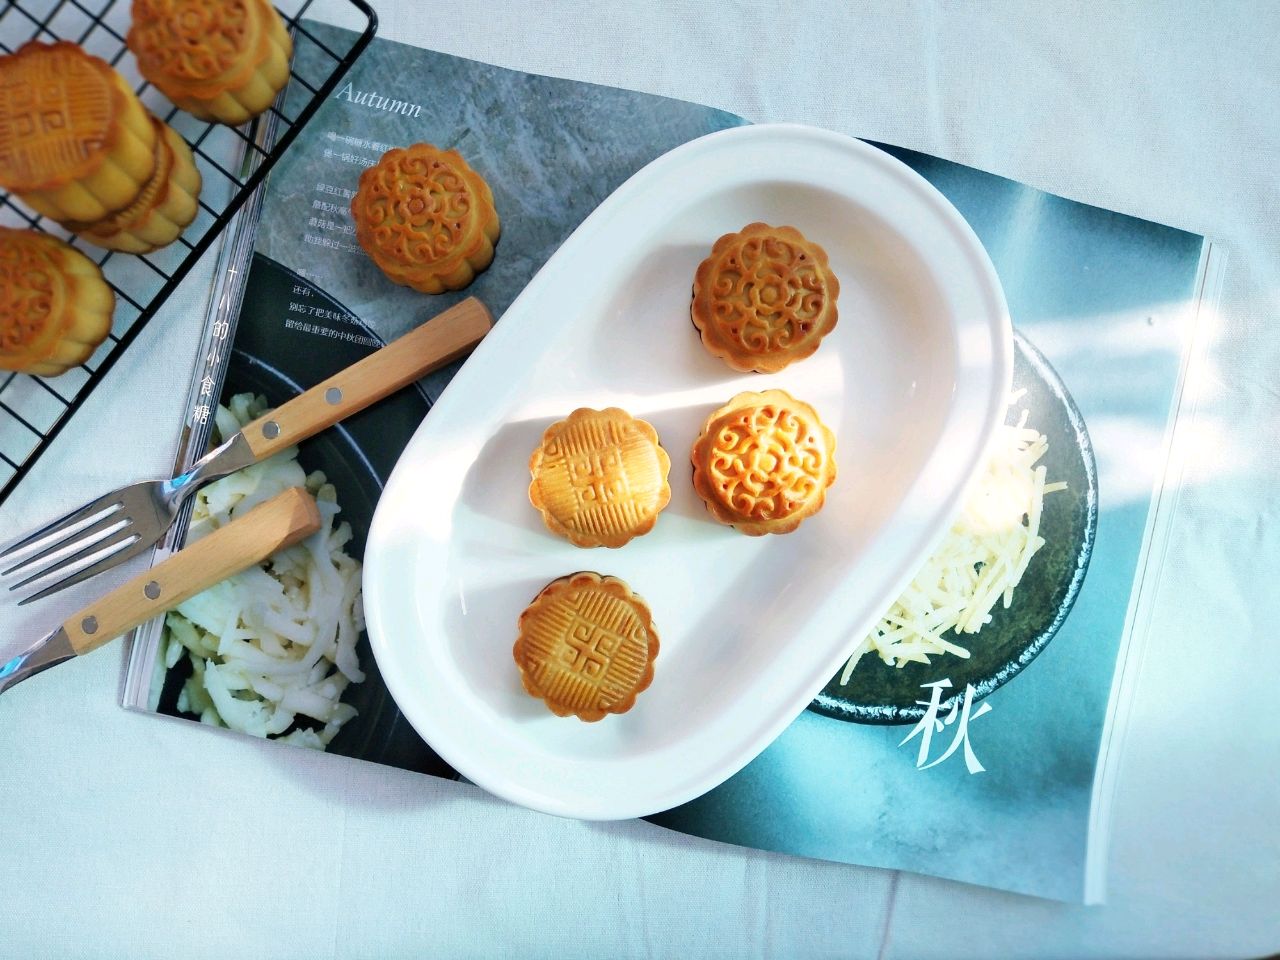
left=0, top=228, right=114, bottom=377
left=514, top=572, right=660, bottom=722
left=64, top=120, right=201, bottom=253
left=0, top=41, right=158, bottom=222
left=351, top=143, right=500, bottom=294
left=691, top=389, right=836, bottom=536
left=128, top=0, right=293, bottom=126
left=529, top=408, right=671, bottom=549
left=691, top=222, right=840, bottom=373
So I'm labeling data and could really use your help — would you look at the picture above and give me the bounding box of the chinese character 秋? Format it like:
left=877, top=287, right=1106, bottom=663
left=899, top=679, right=992, bottom=774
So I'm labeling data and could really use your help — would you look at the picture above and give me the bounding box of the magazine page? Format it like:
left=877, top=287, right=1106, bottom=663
left=124, top=24, right=1208, bottom=902
left=648, top=153, right=1208, bottom=902
left=126, top=24, right=740, bottom=776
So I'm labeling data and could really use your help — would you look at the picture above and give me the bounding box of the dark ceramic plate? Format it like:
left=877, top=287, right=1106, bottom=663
left=156, top=255, right=457, bottom=777
left=807, top=330, right=1098, bottom=725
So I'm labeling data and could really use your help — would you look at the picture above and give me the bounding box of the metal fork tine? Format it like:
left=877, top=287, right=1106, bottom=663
left=0, top=492, right=124, bottom=561
left=1, top=509, right=130, bottom=577
left=7, top=526, right=141, bottom=595
left=17, top=535, right=153, bottom=606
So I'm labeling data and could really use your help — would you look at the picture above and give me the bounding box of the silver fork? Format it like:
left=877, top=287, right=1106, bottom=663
left=0, top=297, right=493, bottom=603
left=1, top=432, right=259, bottom=604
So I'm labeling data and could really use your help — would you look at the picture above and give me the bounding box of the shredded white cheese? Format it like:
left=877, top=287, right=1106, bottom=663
left=160, top=393, right=365, bottom=748
left=840, top=396, right=1067, bottom=682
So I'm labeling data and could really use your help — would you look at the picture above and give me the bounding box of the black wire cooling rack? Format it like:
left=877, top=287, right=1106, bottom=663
left=0, top=0, right=376, bottom=506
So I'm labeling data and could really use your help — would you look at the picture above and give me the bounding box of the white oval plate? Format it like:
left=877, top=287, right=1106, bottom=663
left=364, top=124, right=1012, bottom=820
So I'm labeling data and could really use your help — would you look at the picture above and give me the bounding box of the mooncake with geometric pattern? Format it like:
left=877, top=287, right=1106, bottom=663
left=350, top=143, right=500, bottom=294
left=691, top=389, right=837, bottom=536
left=0, top=228, right=114, bottom=377
left=0, top=41, right=158, bottom=223
left=64, top=119, right=201, bottom=253
left=691, top=222, right=839, bottom=373
left=529, top=407, right=671, bottom=548
left=513, top=572, right=660, bottom=722
left=128, top=0, right=292, bottom=126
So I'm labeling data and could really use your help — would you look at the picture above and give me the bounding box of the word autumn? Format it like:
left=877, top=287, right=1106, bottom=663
left=333, top=81, right=423, bottom=118
left=899, top=679, right=992, bottom=774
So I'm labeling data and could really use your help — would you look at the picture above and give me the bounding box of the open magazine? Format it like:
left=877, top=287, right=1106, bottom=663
left=122, top=23, right=1221, bottom=904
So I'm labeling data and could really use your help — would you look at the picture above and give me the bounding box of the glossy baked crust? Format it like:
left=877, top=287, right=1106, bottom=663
left=691, top=222, right=839, bottom=373
left=128, top=0, right=292, bottom=125
left=0, top=228, right=114, bottom=377
left=513, top=572, right=660, bottom=722
left=529, top=407, right=672, bottom=548
left=0, top=41, right=157, bottom=221
left=690, top=389, right=837, bottom=536
left=65, top=120, right=201, bottom=253
left=350, top=143, right=501, bottom=294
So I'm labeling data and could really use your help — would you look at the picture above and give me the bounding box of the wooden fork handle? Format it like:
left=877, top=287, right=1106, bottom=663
left=240, top=297, right=493, bottom=461
left=62, top=487, right=321, bottom=656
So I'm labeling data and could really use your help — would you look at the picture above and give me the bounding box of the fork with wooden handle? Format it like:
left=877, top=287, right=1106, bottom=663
left=0, top=487, right=321, bottom=697
left=1, top=297, right=493, bottom=604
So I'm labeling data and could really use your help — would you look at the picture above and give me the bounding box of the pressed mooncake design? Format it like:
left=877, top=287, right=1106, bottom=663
left=691, top=222, right=839, bottom=373
left=350, top=143, right=500, bottom=294
left=514, top=572, right=660, bottom=722
left=0, top=228, right=114, bottom=377
left=0, top=41, right=158, bottom=222
left=529, top=407, right=671, bottom=548
left=128, top=0, right=293, bottom=125
left=691, top=389, right=837, bottom=536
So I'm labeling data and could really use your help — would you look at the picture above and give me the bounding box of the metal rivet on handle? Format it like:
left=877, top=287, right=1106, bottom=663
left=144, top=580, right=161, bottom=600
left=262, top=421, right=280, bottom=440
left=325, top=387, right=342, bottom=405
left=81, top=616, right=98, bottom=635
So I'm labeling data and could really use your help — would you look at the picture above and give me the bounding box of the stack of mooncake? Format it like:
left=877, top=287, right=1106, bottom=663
left=0, top=41, right=202, bottom=253
left=0, top=0, right=295, bottom=376
left=0, top=41, right=197, bottom=374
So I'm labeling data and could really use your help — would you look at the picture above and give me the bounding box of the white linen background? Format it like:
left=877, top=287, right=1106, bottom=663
left=0, top=1, right=1276, bottom=957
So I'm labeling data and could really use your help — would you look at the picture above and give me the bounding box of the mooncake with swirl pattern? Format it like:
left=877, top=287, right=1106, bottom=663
left=128, top=0, right=292, bottom=125
left=350, top=143, right=500, bottom=294
left=529, top=408, right=671, bottom=548
left=0, top=228, right=114, bottom=377
left=691, top=222, right=839, bottom=373
left=514, top=572, right=660, bottom=722
left=0, top=41, right=158, bottom=222
left=691, top=389, right=837, bottom=536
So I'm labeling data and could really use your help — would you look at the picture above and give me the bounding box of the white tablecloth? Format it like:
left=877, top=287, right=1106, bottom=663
left=2, top=2, right=1277, bottom=957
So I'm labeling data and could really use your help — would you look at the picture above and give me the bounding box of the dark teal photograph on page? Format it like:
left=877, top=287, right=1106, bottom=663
left=649, top=148, right=1206, bottom=903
